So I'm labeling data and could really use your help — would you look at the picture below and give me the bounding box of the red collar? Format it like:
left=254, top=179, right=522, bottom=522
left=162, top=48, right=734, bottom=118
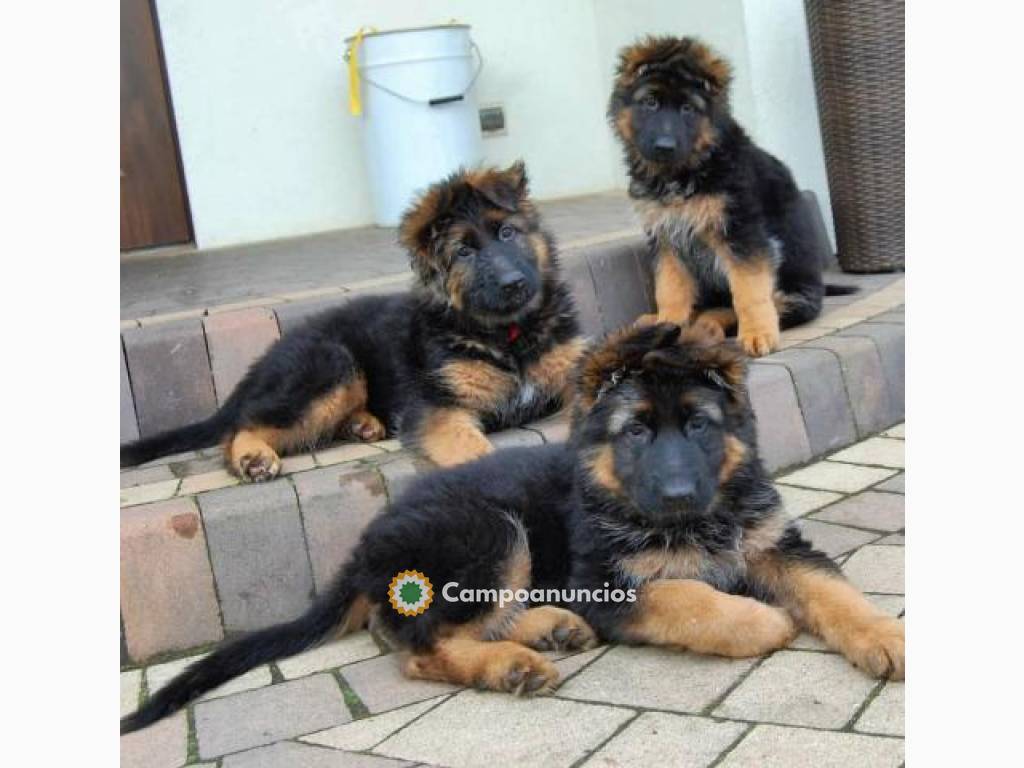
left=506, top=322, right=522, bottom=344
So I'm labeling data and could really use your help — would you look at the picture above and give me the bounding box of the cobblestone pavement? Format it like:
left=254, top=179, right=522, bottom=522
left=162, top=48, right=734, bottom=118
left=121, top=426, right=905, bottom=768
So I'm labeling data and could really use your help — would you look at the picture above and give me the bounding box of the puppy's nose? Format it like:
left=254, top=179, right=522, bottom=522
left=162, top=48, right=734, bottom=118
left=654, top=136, right=678, bottom=151
left=500, top=272, right=527, bottom=299
left=661, top=478, right=697, bottom=508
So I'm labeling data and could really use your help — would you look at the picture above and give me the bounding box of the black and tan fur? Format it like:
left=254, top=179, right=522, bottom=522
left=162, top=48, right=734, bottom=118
left=120, top=163, right=583, bottom=477
left=609, top=36, right=854, bottom=356
left=123, top=323, right=902, bottom=734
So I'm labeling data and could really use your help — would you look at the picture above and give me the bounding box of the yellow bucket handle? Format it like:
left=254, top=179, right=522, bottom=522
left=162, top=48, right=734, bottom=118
left=346, top=26, right=378, bottom=116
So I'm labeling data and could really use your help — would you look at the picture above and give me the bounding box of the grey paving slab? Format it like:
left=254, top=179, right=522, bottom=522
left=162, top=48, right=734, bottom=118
left=778, top=461, right=895, bottom=494
left=204, top=307, right=281, bottom=404
left=489, top=427, right=545, bottom=450
left=797, top=519, right=881, bottom=559
left=121, top=669, right=142, bottom=717
left=843, top=545, right=905, bottom=594
left=855, top=682, right=905, bottom=736
left=527, top=411, right=571, bottom=444
left=120, top=463, right=176, bottom=489
left=375, top=689, right=634, bottom=768
left=195, top=673, right=350, bottom=759
left=875, top=472, right=905, bottom=494
left=120, top=498, right=223, bottom=662
left=120, top=710, right=188, bottom=768
left=838, top=322, right=905, bottom=420
left=590, top=712, right=747, bottom=768
left=800, top=334, right=894, bottom=436
left=747, top=363, right=812, bottom=472
left=222, top=741, right=410, bottom=768
left=294, top=465, right=389, bottom=594
left=302, top=698, right=447, bottom=752
left=342, top=653, right=459, bottom=714
left=587, top=242, right=653, bottom=333
left=200, top=482, right=315, bottom=632
left=558, top=645, right=757, bottom=713
left=146, top=654, right=272, bottom=701
left=376, top=455, right=434, bottom=502
left=776, top=484, right=843, bottom=517
left=719, top=724, right=903, bottom=767
left=121, top=341, right=140, bottom=443
left=714, top=650, right=877, bottom=729
left=759, top=347, right=857, bottom=456
left=809, top=491, right=904, bottom=532
left=122, top=318, right=218, bottom=436
left=831, top=436, right=905, bottom=469
left=278, top=632, right=381, bottom=680
left=275, top=295, right=351, bottom=335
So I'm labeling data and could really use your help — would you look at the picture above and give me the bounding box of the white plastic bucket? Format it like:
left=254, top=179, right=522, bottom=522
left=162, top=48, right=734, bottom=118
left=346, top=25, right=484, bottom=227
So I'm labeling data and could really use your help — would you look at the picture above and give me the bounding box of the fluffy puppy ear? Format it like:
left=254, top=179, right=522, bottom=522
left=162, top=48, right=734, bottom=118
left=471, top=160, right=530, bottom=212
left=577, top=322, right=682, bottom=409
left=642, top=338, right=748, bottom=403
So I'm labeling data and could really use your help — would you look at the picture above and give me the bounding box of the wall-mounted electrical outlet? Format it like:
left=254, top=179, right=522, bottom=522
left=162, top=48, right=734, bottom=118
left=479, top=104, right=507, bottom=137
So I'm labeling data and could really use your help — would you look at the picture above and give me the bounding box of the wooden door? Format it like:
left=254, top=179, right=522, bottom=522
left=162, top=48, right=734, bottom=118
left=121, top=0, right=191, bottom=250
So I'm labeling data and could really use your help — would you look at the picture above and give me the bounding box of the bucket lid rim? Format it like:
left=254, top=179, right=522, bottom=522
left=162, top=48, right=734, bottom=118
left=344, top=24, right=471, bottom=43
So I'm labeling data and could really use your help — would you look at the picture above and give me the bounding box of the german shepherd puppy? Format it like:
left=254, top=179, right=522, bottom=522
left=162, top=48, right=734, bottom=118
left=122, top=323, right=903, bottom=734
left=120, top=163, right=583, bottom=477
left=608, top=36, right=853, bottom=356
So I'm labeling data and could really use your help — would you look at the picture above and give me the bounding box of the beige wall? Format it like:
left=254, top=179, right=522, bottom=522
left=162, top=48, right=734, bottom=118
left=156, top=0, right=831, bottom=248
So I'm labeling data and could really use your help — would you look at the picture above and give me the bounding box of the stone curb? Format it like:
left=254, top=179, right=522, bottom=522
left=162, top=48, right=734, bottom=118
left=120, top=303, right=904, bottom=663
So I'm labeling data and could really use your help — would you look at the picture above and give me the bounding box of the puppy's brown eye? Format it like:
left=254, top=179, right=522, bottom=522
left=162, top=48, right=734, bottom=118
left=498, top=224, right=516, bottom=242
left=688, top=414, right=709, bottom=434
left=680, top=102, right=693, bottom=113
left=457, top=245, right=474, bottom=259
left=625, top=421, right=651, bottom=440
left=640, top=95, right=659, bottom=111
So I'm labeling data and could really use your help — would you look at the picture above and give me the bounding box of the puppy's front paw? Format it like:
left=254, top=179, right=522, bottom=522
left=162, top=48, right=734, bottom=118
left=737, top=325, right=780, bottom=357
left=238, top=451, right=281, bottom=483
left=843, top=616, right=905, bottom=680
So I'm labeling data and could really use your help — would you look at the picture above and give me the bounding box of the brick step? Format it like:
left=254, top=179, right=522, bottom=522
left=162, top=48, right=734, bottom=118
left=121, top=287, right=904, bottom=665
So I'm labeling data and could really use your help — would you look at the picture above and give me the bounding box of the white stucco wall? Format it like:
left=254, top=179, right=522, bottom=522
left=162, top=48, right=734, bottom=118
left=155, top=0, right=833, bottom=249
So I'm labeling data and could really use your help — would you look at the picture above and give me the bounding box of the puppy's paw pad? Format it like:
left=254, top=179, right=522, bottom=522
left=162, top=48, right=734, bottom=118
left=738, top=328, right=779, bottom=357
left=348, top=414, right=386, bottom=442
left=239, top=453, right=281, bottom=483
left=846, top=617, right=905, bottom=680
left=493, top=654, right=559, bottom=696
left=533, top=615, right=598, bottom=652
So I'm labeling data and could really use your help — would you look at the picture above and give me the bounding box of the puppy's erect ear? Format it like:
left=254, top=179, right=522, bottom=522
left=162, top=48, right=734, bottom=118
left=615, top=36, right=732, bottom=98
left=642, top=336, right=748, bottom=404
left=577, top=323, right=682, bottom=410
left=472, top=160, right=530, bottom=212
left=682, top=37, right=732, bottom=97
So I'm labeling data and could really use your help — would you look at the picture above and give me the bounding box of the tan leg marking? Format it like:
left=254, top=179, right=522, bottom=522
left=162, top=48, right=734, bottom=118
left=346, top=410, right=386, bottom=442
left=624, top=579, right=796, bottom=657
left=404, top=633, right=559, bottom=695
left=715, top=249, right=779, bottom=356
left=441, top=360, right=517, bottom=412
left=526, top=338, right=587, bottom=404
left=506, top=606, right=599, bottom=652
left=417, top=408, right=494, bottom=467
left=638, top=246, right=699, bottom=326
left=225, top=376, right=369, bottom=482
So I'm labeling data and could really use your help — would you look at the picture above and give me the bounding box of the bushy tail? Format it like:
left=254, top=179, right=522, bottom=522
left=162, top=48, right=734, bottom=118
left=120, top=568, right=361, bottom=734
left=120, top=410, right=233, bottom=468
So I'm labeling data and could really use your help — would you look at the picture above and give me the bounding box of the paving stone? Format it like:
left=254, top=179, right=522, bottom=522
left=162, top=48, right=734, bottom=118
left=553, top=646, right=607, bottom=681
left=147, top=654, right=272, bottom=700
left=295, top=465, right=389, bottom=594
left=558, top=645, right=757, bottom=713
left=778, top=461, right=895, bottom=494
left=274, top=296, right=349, bottom=335
left=169, top=454, right=226, bottom=477
left=590, top=712, right=746, bottom=768
left=314, top=442, right=385, bottom=467
left=120, top=710, right=188, bottom=768
left=280, top=453, right=317, bottom=474
left=195, top=673, right=350, bottom=759
left=776, top=485, right=843, bottom=517
left=122, top=318, right=218, bottom=437
left=376, top=689, right=633, bottom=768
left=800, top=335, right=894, bottom=436
left=178, top=469, right=240, bottom=496
left=120, top=478, right=181, bottom=508
left=302, top=697, right=447, bottom=752
left=121, top=498, right=223, bottom=661
left=376, top=455, right=434, bottom=502
left=121, top=669, right=142, bottom=717
left=809, top=491, right=904, bottom=532
left=373, top=438, right=403, bottom=452
left=760, top=348, right=857, bottom=456
left=838, top=322, right=905, bottom=420
left=875, top=472, right=904, bottom=494
left=587, top=242, right=653, bottom=334
left=855, top=682, right=905, bottom=736
left=200, top=482, right=315, bottom=632
left=341, top=653, right=459, bottom=714
left=715, top=650, right=876, bottom=728
left=719, top=724, right=903, bottom=767
left=490, top=427, right=545, bottom=450
left=871, top=308, right=905, bottom=324
left=527, top=411, right=571, bottom=444
left=877, top=533, right=905, bottom=545
left=204, top=307, right=281, bottom=405
left=884, top=423, right=905, bottom=438
left=223, top=741, right=410, bottom=768
left=120, top=464, right=175, bottom=489
left=843, top=545, right=904, bottom=594
left=797, top=520, right=881, bottom=559
left=562, top=254, right=604, bottom=338
left=831, top=436, right=905, bottom=469
left=121, top=341, right=140, bottom=443
left=747, top=363, right=812, bottom=472
left=278, top=632, right=382, bottom=679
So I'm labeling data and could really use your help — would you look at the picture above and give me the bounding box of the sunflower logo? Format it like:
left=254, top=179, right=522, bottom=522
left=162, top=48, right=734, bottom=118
left=388, top=570, right=434, bottom=616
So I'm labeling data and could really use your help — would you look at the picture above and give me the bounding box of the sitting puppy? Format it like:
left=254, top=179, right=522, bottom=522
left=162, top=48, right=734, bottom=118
left=122, top=323, right=903, bottom=734
left=120, top=162, right=583, bottom=478
left=608, top=36, right=853, bottom=356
